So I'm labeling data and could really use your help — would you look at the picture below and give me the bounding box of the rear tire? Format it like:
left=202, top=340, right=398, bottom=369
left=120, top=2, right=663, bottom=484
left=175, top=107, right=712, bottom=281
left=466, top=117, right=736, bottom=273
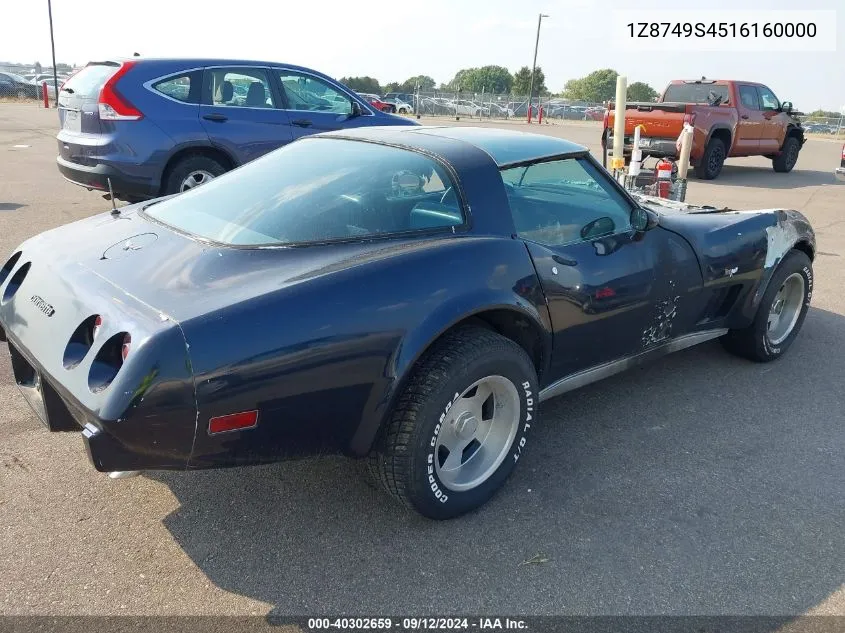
left=772, top=136, right=800, bottom=173
left=163, top=155, right=227, bottom=196
left=367, top=326, right=538, bottom=519
left=694, top=137, right=726, bottom=180
left=721, top=250, right=812, bottom=362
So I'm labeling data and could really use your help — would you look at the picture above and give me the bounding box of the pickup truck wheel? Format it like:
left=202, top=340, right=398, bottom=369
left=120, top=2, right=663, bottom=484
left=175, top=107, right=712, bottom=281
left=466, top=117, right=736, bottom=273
left=694, top=138, right=726, bottom=180
left=367, top=326, right=538, bottom=519
left=721, top=250, right=812, bottom=362
left=772, top=136, right=800, bottom=173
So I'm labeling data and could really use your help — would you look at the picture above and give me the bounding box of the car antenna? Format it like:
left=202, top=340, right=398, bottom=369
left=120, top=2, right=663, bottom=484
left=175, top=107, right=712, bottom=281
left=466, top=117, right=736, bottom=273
left=107, top=177, right=120, bottom=216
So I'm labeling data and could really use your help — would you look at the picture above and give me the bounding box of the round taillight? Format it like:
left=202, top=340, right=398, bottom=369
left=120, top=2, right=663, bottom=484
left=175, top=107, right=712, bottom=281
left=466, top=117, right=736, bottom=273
left=121, top=334, right=131, bottom=361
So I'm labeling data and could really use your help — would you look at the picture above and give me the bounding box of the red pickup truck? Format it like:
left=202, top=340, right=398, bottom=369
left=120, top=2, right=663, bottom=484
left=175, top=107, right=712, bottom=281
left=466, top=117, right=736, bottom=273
left=601, top=79, right=806, bottom=179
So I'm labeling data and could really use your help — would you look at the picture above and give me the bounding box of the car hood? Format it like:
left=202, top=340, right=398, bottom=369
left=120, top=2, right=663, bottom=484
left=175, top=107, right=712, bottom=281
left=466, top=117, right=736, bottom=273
left=6, top=204, right=436, bottom=325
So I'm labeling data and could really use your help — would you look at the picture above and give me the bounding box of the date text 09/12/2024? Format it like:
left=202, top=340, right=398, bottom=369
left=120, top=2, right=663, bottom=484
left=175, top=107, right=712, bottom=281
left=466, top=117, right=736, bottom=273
left=305, top=618, right=528, bottom=630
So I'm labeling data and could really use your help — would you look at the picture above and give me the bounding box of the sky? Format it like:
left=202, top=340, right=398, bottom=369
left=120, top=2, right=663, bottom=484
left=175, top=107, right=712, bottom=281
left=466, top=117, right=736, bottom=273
left=3, top=0, right=844, bottom=111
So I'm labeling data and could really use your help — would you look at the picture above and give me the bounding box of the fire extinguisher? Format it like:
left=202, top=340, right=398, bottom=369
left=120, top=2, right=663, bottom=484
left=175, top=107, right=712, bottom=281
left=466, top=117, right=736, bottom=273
left=655, top=158, right=673, bottom=198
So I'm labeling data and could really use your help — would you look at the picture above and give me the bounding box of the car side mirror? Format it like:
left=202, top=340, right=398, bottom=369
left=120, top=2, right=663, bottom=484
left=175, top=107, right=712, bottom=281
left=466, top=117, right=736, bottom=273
left=349, top=101, right=362, bottom=118
left=781, top=101, right=793, bottom=114
left=630, top=206, right=655, bottom=232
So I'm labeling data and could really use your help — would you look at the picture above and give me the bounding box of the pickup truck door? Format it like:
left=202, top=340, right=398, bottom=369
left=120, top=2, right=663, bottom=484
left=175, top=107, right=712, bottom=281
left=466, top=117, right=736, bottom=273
left=503, top=156, right=689, bottom=381
left=756, top=85, right=786, bottom=153
left=735, top=84, right=764, bottom=155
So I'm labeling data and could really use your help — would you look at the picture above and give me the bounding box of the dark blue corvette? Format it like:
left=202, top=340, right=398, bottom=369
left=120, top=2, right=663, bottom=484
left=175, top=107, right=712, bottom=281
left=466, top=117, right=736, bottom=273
left=56, top=57, right=416, bottom=202
left=2, top=127, right=815, bottom=519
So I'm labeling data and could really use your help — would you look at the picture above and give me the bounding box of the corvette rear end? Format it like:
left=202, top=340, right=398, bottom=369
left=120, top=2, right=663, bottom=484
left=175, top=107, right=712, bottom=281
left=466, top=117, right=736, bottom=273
left=0, top=217, right=197, bottom=473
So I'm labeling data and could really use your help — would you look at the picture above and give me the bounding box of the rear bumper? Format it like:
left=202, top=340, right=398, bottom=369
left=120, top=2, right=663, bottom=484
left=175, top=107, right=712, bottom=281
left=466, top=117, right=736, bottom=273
left=835, top=167, right=845, bottom=182
left=56, top=155, right=156, bottom=201
left=3, top=333, right=191, bottom=472
left=603, top=133, right=679, bottom=159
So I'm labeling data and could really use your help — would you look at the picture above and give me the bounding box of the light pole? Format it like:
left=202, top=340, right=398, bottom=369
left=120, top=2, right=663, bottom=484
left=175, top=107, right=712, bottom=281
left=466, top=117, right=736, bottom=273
left=527, top=13, right=549, bottom=122
left=47, top=0, right=59, bottom=107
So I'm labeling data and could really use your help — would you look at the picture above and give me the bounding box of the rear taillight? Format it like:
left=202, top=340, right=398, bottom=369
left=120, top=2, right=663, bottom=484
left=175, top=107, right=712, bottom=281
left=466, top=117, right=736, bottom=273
left=98, top=62, right=142, bottom=121
left=841, top=144, right=845, bottom=160
left=683, top=112, right=697, bottom=127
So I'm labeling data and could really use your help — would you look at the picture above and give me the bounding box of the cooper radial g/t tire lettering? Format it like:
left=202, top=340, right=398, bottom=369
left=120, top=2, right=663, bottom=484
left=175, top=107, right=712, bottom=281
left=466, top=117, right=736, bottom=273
left=721, top=249, right=813, bottom=362
left=367, top=326, right=538, bottom=519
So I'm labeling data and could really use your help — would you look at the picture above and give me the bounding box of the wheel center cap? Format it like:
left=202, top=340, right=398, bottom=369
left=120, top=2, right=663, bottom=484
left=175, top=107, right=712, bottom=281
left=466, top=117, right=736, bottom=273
left=453, top=411, right=479, bottom=440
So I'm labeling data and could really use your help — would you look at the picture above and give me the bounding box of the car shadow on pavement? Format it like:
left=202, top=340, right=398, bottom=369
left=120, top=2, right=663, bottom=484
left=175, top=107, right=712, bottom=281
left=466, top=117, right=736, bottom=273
left=0, top=202, right=27, bottom=211
left=149, top=306, right=845, bottom=618
left=702, top=165, right=838, bottom=189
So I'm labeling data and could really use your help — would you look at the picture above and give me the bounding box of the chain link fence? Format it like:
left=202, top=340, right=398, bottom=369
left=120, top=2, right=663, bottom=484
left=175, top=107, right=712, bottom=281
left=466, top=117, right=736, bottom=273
left=411, top=91, right=606, bottom=121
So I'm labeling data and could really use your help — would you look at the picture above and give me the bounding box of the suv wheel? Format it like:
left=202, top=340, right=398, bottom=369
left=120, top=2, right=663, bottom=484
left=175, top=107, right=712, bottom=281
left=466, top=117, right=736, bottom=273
left=367, top=326, right=538, bottom=519
left=164, top=155, right=227, bottom=195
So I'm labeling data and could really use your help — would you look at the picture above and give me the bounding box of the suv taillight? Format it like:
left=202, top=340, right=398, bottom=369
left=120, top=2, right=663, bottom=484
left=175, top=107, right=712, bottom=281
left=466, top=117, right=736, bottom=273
left=683, top=112, right=697, bottom=126
left=98, top=62, right=142, bottom=121
left=841, top=144, right=845, bottom=160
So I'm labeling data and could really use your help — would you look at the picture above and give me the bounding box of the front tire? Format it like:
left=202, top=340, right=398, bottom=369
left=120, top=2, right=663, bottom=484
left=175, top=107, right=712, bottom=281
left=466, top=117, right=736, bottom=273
left=694, top=137, right=726, bottom=180
left=772, top=136, right=800, bottom=173
left=367, top=326, right=538, bottom=519
left=721, top=250, right=813, bottom=362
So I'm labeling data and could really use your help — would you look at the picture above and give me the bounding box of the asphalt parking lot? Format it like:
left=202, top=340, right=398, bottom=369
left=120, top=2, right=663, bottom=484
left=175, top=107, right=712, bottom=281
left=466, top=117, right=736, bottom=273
left=1, top=103, right=843, bottom=617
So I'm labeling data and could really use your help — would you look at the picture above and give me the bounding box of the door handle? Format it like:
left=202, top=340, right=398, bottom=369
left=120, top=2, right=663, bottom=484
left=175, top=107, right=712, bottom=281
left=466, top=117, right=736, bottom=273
left=202, top=113, right=228, bottom=122
left=552, top=254, right=577, bottom=267
left=291, top=119, right=313, bottom=128
left=740, top=115, right=749, bottom=119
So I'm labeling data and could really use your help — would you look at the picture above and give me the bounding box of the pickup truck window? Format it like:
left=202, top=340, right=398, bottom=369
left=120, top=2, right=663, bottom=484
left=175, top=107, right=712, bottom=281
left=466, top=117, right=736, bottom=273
left=757, top=86, right=780, bottom=111
left=663, top=84, right=730, bottom=105
left=501, top=157, right=632, bottom=246
left=739, top=85, right=760, bottom=110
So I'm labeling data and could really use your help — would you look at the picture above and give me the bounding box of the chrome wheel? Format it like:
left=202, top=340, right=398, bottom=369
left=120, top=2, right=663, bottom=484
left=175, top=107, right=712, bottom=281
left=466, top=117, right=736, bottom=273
left=180, top=170, right=215, bottom=192
left=434, top=375, right=520, bottom=492
left=767, top=272, right=805, bottom=345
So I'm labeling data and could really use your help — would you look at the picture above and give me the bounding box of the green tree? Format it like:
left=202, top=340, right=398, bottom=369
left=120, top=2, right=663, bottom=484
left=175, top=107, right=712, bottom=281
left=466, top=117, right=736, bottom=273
left=512, top=66, right=546, bottom=96
left=338, top=76, right=381, bottom=94
left=383, top=81, right=402, bottom=94
left=563, top=69, right=619, bottom=102
left=400, top=75, right=436, bottom=92
left=627, top=81, right=658, bottom=102
left=446, top=66, right=513, bottom=93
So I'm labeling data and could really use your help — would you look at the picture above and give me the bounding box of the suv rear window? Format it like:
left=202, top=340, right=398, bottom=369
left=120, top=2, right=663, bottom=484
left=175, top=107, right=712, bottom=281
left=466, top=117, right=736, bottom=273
left=62, top=63, right=119, bottom=98
left=145, top=138, right=464, bottom=246
left=663, top=83, right=730, bottom=105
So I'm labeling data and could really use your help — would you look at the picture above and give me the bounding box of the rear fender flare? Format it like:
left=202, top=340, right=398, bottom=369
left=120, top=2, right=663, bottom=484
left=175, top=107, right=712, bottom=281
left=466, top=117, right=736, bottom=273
left=347, top=289, right=552, bottom=456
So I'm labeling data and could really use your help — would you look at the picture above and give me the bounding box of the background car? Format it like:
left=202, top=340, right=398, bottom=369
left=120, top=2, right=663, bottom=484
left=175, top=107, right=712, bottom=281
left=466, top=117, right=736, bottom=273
left=383, top=97, right=414, bottom=114
left=836, top=143, right=845, bottom=181
left=0, top=72, right=40, bottom=98
left=55, top=57, right=418, bottom=202
left=382, top=91, right=416, bottom=106
left=358, top=92, right=394, bottom=112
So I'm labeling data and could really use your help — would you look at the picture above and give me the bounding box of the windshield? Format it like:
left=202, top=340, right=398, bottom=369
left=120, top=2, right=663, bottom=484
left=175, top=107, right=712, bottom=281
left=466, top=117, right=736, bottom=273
left=3, top=73, right=28, bottom=82
left=145, top=138, right=464, bottom=246
left=663, top=83, right=730, bottom=105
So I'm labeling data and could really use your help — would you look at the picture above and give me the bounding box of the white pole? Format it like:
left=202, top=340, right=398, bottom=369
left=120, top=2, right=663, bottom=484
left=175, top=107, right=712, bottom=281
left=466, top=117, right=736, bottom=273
left=611, top=75, right=627, bottom=172
left=677, top=124, right=694, bottom=180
